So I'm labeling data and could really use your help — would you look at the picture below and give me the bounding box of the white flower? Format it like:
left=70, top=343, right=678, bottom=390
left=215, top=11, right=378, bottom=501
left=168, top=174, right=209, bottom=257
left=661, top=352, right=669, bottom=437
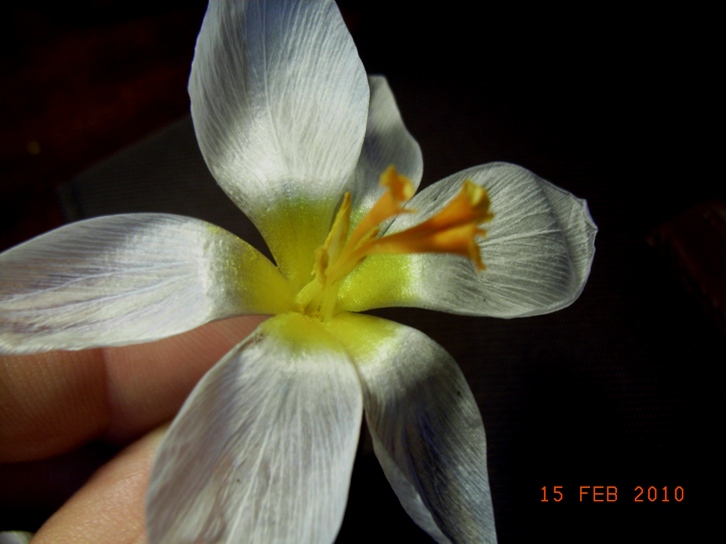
left=0, top=1, right=597, bottom=543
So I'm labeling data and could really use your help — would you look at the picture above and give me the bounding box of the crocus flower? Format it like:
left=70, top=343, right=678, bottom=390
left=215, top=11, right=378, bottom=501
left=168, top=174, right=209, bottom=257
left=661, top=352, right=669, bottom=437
left=0, top=0, right=597, bottom=542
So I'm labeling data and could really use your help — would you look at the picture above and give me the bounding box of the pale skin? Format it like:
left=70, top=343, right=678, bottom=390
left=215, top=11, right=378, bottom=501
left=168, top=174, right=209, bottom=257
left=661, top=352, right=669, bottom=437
left=0, top=315, right=265, bottom=544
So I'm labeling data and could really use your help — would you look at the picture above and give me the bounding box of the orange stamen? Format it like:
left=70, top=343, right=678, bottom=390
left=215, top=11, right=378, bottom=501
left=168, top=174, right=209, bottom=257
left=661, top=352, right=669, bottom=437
left=296, top=167, right=493, bottom=318
left=367, top=180, right=493, bottom=270
left=346, top=166, right=415, bottom=251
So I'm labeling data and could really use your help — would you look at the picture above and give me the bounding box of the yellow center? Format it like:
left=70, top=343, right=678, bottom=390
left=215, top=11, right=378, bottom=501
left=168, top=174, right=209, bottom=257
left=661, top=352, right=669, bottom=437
left=295, top=166, right=493, bottom=320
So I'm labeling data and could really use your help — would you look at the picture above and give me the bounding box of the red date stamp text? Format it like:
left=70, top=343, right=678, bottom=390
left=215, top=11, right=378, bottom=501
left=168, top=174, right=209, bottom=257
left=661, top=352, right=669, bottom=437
left=540, top=485, right=684, bottom=503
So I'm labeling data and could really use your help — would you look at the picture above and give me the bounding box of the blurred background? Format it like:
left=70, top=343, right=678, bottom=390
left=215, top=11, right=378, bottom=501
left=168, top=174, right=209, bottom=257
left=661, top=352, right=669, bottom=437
left=1, top=1, right=720, bottom=542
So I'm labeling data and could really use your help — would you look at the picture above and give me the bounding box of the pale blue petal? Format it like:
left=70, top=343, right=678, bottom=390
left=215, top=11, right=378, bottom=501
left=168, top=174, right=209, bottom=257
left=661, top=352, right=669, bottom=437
left=328, top=314, right=497, bottom=543
left=347, top=76, right=423, bottom=224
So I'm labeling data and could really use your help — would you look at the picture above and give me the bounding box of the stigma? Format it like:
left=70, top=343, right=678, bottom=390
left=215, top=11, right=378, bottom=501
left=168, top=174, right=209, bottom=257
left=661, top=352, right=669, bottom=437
left=295, top=166, right=493, bottom=319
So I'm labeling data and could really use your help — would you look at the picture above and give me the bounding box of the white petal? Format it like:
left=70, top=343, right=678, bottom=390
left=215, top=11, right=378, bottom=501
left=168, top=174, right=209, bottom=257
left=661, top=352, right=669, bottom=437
left=190, top=0, right=369, bottom=283
left=147, top=313, right=362, bottom=544
left=0, top=214, right=293, bottom=354
left=341, top=162, right=597, bottom=317
left=327, top=313, right=496, bottom=544
left=347, top=76, right=423, bottom=224
left=0, top=532, right=33, bottom=544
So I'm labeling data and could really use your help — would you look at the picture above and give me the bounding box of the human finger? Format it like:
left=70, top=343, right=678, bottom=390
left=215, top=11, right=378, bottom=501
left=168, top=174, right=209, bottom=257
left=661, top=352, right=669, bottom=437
left=30, top=425, right=166, bottom=544
left=0, top=315, right=264, bottom=463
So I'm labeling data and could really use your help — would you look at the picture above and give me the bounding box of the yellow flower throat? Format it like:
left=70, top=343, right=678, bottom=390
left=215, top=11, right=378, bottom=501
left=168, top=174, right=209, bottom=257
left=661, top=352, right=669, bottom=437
left=295, top=166, right=493, bottom=320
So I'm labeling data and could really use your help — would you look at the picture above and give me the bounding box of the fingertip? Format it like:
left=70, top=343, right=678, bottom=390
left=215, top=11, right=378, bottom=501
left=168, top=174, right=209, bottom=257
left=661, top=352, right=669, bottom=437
left=0, top=315, right=265, bottom=462
left=32, top=425, right=168, bottom=544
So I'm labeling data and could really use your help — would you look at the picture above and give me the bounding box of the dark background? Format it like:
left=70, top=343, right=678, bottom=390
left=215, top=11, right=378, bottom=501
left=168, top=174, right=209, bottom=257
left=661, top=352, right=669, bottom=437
left=1, top=1, right=720, bottom=542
